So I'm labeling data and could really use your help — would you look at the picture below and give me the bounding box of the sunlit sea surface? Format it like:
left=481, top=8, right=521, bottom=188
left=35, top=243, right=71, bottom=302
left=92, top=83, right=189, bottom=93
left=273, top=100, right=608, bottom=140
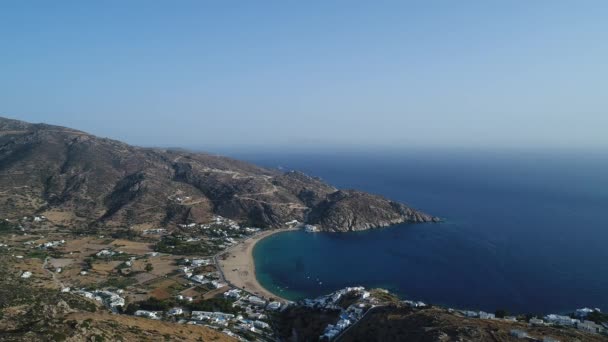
left=230, top=150, right=608, bottom=314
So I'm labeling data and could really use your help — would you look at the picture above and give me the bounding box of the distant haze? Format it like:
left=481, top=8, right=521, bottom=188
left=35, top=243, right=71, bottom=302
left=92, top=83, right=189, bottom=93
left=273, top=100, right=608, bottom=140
left=1, top=1, right=607, bottom=151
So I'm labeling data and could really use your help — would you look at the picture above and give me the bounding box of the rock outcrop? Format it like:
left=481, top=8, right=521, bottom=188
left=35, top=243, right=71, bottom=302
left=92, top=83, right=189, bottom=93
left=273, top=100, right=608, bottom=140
left=308, top=190, right=439, bottom=232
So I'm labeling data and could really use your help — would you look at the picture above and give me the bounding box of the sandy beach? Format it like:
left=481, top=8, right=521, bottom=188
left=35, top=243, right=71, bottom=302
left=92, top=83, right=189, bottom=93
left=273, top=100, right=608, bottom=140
left=217, top=228, right=297, bottom=302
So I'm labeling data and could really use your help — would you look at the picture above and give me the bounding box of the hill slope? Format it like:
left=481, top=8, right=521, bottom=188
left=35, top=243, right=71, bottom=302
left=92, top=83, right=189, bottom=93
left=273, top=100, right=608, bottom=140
left=0, top=116, right=438, bottom=231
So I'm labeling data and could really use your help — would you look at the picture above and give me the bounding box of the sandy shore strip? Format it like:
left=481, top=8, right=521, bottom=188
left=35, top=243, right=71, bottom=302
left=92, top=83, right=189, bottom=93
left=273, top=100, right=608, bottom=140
left=217, top=228, right=297, bottom=302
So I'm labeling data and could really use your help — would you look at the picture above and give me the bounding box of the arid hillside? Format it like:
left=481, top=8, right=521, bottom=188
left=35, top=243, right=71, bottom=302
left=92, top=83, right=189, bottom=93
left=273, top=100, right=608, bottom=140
left=0, top=116, right=437, bottom=232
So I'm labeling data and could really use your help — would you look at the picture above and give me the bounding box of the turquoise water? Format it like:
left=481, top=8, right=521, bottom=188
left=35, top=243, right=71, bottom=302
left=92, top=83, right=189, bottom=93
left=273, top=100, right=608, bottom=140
left=244, top=150, right=608, bottom=314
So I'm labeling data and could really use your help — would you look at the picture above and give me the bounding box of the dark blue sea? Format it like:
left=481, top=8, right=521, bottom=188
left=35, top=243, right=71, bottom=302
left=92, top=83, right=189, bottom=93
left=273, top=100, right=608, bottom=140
left=227, top=149, right=608, bottom=314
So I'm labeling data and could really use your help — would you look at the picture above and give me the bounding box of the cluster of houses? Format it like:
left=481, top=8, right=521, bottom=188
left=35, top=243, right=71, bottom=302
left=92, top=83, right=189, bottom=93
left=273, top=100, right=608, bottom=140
left=74, top=289, right=125, bottom=312
left=321, top=304, right=367, bottom=340
left=511, top=309, right=605, bottom=335
left=461, top=310, right=504, bottom=320
left=199, top=216, right=242, bottom=231
left=189, top=309, right=273, bottom=338
left=536, top=310, right=606, bottom=334
left=232, top=294, right=270, bottom=310
left=23, top=215, right=46, bottom=223
left=178, top=259, right=227, bottom=289
left=192, top=276, right=226, bottom=289
left=38, top=239, right=65, bottom=249
left=304, top=286, right=370, bottom=309
left=142, top=228, right=167, bottom=235
left=131, top=296, right=276, bottom=341
left=190, top=310, right=235, bottom=325
left=223, top=288, right=242, bottom=299
left=134, top=310, right=161, bottom=320
left=455, top=305, right=607, bottom=338
left=223, top=289, right=282, bottom=311
left=284, top=219, right=319, bottom=233
left=311, top=287, right=372, bottom=340
left=96, top=249, right=123, bottom=257
left=310, top=284, right=607, bottom=341
left=173, top=215, right=262, bottom=250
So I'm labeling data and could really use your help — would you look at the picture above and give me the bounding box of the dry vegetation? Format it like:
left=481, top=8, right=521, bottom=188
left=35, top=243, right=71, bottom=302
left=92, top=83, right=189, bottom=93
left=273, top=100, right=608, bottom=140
left=339, top=305, right=608, bottom=342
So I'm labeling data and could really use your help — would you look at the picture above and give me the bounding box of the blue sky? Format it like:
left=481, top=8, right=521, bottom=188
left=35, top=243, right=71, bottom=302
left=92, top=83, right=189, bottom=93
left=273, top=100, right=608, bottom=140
left=1, top=1, right=607, bottom=151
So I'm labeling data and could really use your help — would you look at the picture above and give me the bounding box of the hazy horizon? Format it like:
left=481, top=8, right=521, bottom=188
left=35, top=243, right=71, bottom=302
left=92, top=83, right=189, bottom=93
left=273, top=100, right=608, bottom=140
left=2, top=1, right=607, bottom=150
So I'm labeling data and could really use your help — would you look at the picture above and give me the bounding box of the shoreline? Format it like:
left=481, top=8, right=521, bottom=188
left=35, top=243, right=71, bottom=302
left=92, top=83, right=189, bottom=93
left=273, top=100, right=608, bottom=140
left=217, top=227, right=298, bottom=303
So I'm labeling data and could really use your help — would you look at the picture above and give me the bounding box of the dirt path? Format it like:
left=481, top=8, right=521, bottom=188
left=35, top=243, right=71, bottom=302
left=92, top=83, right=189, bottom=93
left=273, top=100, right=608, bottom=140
left=42, top=257, right=65, bottom=289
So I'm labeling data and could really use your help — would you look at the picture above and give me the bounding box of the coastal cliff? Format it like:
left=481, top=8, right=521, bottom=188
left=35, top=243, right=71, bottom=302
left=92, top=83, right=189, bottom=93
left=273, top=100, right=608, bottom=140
left=308, top=190, right=439, bottom=232
left=0, top=116, right=438, bottom=232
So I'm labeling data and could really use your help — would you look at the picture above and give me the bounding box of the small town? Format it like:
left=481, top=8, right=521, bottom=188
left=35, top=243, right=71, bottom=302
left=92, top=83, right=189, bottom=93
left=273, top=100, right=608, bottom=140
left=1, top=214, right=607, bottom=341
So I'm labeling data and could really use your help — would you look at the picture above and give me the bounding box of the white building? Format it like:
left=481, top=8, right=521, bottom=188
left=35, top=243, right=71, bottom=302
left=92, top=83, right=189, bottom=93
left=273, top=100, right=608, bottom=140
left=168, top=307, right=183, bottom=316
left=211, top=280, right=227, bottom=289
left=578, top=320, right=603, bottom=334
left=191, top=311, right=235, bottom=321
left=266, top=301, right=281, bottom=311
left=253, top=320, right=270, bottom=329
left=529, top=318, right=544, bottom=325
left=21, top=271, right=32, bottom=278
left=224, top=289, right=242, bottom=299
left=106, top=294, right=125, bottom=307
left=135, top=310, right=159, bottom=319
left=403, top=300, right=426, bottom=308
left=41, top=240, right=64, bottom=249
left=335, top=319, right=351, bottom=330
left=192, top=259, right=211, bottom=267
left=322, top=329, right=340, bottom=339
left=96, top=249, right=115, bottom=257
left=248, top=295, right=267, bottom=307
left=464, top=311, right=478, bottom=318
left=544, top=314, right=579, bottom=326
left=479, top=311, right=495, bottom=320
left=575, top=307, right=599, bottom=318
left=191, top=275, right=208, bottom=284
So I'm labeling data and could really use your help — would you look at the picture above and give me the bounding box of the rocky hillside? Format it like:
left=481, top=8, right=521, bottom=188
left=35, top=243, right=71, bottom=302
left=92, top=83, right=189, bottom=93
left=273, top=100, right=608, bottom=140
left=339, top=305, right=608, bottom=342
left=0, top=116, right=438, bottom=232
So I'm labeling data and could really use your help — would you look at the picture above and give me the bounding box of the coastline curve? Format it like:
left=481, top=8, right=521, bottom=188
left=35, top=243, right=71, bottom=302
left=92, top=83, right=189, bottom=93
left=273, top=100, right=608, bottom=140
left=217, top=228, right=297, bottom=303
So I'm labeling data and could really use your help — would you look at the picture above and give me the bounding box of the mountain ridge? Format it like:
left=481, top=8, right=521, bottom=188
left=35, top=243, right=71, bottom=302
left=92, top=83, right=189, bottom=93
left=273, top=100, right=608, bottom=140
left=0, top=116, right=438, bottom=231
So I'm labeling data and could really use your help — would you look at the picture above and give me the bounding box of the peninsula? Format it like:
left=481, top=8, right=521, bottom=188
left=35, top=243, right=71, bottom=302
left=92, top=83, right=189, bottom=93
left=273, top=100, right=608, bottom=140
left=0, top=116, right=439, bottom=232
